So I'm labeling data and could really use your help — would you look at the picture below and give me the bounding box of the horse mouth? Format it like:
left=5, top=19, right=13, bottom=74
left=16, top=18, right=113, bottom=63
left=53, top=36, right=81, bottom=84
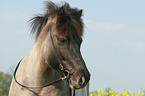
left=68, top=78, right=87, bottom=90
left=65, top=68, right=90, bottom=90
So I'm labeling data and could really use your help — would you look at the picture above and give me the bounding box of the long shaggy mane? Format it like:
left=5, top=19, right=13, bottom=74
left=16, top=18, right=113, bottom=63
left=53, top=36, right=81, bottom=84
left=30, top=1, right=84, bottom=38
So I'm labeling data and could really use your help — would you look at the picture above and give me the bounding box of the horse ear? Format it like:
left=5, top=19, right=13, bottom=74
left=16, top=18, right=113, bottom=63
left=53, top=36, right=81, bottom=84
left=46, top=1, right=57, bottom=14
left=78, top=9, right=83, bottom=18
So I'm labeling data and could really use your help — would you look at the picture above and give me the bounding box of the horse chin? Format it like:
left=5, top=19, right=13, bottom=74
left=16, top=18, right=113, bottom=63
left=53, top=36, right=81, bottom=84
left=68, top=78, right=86, bottom=90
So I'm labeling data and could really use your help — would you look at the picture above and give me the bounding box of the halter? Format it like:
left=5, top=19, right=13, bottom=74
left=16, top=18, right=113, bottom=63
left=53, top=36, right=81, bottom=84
left=14, top=25, right=75, bottom=96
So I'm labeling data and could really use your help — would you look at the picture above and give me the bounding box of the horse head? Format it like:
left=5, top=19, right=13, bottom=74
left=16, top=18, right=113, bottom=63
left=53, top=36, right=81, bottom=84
left=30, top=1, right=90, bottom=90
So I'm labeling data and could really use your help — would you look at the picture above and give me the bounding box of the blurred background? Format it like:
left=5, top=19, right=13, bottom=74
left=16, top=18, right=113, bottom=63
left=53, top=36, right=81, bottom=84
left=1, top=0, right=145, bottom=94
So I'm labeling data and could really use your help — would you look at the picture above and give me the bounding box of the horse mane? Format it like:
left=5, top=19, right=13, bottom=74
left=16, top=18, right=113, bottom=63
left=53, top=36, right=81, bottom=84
left=30, top=1, right=84, bottom=38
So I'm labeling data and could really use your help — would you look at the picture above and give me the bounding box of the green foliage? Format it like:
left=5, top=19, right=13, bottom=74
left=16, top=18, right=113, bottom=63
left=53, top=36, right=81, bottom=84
left=0, top=72, right=12, bottom=96
left=105, top=88, right=111, bottom=92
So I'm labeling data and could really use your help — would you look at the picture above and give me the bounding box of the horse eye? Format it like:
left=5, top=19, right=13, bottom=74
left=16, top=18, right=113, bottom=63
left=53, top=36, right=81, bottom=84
left=58, top=37, right=67, bottom=43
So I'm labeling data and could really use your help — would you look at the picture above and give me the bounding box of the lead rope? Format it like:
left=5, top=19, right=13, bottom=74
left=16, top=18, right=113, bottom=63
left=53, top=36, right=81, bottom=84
left=14, top=60, right=66, bottom=96
left=14, top=60, right=39, bottom=96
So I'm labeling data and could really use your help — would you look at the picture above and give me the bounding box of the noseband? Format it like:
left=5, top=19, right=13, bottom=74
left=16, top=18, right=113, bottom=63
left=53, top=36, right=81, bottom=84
left=14, top=25, right=75, bottom=96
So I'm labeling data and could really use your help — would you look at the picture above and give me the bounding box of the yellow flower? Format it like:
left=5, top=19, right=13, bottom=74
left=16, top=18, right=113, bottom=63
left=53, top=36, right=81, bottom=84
left=98, top=88, right=102, bottom=92
left=109, top=89, right=116, bottom=94
left=89, top=88, right=145, bottom=96
left=140, top=88, right=144, bottom=91
left=90, top=93, right=93, bottom=96
left=94, top=92, right=97, bottom=96
left=103, top=92, right=109, bottom=95
left=115, top=93, right=122, bottom=96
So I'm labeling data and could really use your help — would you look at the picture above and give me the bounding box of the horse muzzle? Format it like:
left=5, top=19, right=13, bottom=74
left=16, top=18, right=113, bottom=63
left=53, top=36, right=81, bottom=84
left=68, top=68, right=90, bottom=90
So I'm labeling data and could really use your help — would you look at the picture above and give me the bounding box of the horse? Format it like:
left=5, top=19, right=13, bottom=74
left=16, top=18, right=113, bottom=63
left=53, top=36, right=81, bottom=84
left=9, top=1, right=90, bottom=96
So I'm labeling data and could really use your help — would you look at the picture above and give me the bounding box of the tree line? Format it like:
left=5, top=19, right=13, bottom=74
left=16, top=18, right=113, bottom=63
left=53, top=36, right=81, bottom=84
left=0, top=72, right=12, bottom=96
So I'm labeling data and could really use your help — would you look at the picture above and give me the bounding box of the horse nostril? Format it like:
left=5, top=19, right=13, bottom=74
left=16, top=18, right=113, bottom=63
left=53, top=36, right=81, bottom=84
left=78, top=76, right=85, bottom=86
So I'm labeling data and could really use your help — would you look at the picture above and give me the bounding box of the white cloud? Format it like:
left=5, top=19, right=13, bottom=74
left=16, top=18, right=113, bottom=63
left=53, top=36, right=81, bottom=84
left=137, top=42, right=145, bottom=48
left=83, top=19, right=145, bottom=54
left=84, top=19, right=126, bottom=32
left=124, top=41, right=145, bottom=53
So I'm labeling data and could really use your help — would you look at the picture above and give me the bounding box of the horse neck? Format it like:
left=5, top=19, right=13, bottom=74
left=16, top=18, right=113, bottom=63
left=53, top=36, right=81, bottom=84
left=26, top=19, right=60, bottom=84
left=25, top=36, right=59, bottom=84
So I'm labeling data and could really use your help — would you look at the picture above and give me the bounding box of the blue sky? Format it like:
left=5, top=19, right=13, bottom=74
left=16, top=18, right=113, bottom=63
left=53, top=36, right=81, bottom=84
left=1, top=0, right=145, bottom=93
